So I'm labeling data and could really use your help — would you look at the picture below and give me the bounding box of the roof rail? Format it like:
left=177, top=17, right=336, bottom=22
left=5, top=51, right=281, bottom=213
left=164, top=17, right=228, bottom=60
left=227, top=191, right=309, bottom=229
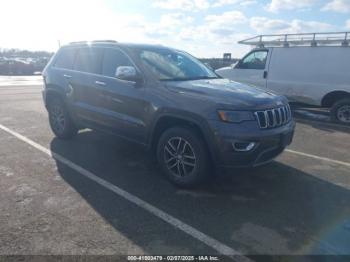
left=238, top=32, right=350, bottom=48
left=69, top=40, right=118, bottom=45
left=91, top=40, right=118, bottom=43
left=69, top=41, right=88, bottom=45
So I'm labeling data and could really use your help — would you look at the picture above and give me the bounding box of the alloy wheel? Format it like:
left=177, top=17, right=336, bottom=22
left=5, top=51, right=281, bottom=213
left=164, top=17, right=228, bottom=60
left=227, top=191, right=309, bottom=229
left=163, top=137, right=196, bottom=177
left=50, top=104, right=66, bottom=133
left=337, top=105, right=350, bottom=123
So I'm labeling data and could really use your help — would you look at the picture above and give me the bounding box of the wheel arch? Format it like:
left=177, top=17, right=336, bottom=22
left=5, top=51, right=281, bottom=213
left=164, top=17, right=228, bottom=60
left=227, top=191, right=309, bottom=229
left=44, top=86, right=66, bottom=109
left=148, top=113, right=218, bottom=164
left=321, top=91, right=350, bottom=108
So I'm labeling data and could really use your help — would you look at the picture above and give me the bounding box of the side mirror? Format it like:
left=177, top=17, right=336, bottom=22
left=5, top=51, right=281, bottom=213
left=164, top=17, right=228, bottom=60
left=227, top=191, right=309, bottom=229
left=115, top=66, right=140, bottom=83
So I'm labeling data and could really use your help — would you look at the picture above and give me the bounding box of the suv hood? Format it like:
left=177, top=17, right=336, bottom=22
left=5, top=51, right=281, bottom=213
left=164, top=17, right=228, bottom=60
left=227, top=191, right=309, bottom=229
left=164, top=78, right=287, bottom=110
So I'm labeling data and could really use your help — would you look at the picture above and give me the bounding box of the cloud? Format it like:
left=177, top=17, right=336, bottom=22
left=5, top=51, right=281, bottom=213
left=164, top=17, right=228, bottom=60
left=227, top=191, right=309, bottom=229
left=250, top=17, right=290, bottom=32
left=205, top=11, right=247, bottom=34
left=152, top=0, right=257, bottom=10
left=0, top=0, right=138, bottom=50
left=212, top=0, right=257, bottom=7
left=205, top=10, right=247, bottom=23
left=322, top=0, right=350, bottom=13
left=144, top=13, right=195, bottom=38
left=266, top=0, right=316, bottom=12
left=0, top=0, right=342, bottom=58
left=176, top=11, right=248, bottom=42
left=250, top=17, right=333, bottom=33
left=347, top=19, right=350, bottom=29
left=240, top=0, right=258, bottom=6
left=152, top=0, right=210, bottom=10
left=178, top=27, right=252, bottom=57
left=160, top=13, right=195, bottom=28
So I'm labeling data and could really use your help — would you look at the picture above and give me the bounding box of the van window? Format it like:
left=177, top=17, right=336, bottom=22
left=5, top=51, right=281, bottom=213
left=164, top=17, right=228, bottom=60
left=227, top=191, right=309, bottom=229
left=74, top=48, right=103, bottom=74
left=102, top=49, right=132, bottom=78
left=54, top=48, right=76, bottom=70
left=238, top=50, right=268, bottom=70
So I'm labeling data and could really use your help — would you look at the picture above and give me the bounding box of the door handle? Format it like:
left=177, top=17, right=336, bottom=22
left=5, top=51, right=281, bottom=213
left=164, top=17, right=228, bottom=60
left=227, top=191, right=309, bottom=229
left=63, top=74, right=72, bottom=79
left=263, top=71, right=268, bottom=79
left=95, top=81, right=106, bottom=86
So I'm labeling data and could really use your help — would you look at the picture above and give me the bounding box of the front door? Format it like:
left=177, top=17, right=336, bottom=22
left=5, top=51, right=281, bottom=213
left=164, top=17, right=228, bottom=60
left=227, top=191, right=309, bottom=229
left=93, top=48, right=148, bottom=144
left=231, top=49, right=269, bottom=89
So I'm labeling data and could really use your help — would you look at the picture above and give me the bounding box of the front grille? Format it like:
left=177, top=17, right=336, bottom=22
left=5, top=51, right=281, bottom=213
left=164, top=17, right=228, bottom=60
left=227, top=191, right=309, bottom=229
left=255, top=104, right=292, bottom=129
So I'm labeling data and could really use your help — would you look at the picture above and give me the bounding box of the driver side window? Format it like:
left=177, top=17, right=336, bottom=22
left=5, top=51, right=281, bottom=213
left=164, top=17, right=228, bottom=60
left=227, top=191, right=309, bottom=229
left=237, top=50, right=268, bottom=70
left=102, top=49, right=132, bottom=78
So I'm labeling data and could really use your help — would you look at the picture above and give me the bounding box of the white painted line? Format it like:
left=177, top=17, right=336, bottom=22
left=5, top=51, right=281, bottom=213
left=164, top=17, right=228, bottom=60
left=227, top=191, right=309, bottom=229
left=0, top=83, right=43, bottom=87
left=286, top=149, right=350, bottom=168
left=0, top=124, right=250, bottom=262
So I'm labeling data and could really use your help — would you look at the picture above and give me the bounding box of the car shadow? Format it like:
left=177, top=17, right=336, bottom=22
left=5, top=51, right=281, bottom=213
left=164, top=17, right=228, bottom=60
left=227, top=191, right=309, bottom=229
left=293, top=116, right=350, bottom=134
left=50, top=130, right=350, bottom=255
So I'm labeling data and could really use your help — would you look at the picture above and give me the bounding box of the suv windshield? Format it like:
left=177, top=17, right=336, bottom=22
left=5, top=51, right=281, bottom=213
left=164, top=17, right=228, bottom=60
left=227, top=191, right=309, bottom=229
left=137, top=48, right=218, bottom=81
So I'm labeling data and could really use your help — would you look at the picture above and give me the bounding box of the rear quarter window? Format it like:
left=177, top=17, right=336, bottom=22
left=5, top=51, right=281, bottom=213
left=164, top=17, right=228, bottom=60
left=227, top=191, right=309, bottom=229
left=54, top=48, right=77, bottom=70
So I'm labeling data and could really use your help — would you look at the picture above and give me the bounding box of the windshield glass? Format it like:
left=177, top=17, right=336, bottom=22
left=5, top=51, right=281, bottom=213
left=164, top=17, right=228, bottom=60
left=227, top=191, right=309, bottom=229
left=137, top=48, right=218, bottom=81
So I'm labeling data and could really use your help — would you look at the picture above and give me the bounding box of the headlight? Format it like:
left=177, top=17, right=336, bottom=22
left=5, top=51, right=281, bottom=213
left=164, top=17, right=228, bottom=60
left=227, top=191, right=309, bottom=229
left=218, top=110, right=255, bottom=123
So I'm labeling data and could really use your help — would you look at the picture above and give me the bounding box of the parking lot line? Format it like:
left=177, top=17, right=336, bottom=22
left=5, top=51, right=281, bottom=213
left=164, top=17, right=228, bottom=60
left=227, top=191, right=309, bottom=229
left=0, top=124, right=251, bottom=261
left=286, top=149, right=350, bottom=168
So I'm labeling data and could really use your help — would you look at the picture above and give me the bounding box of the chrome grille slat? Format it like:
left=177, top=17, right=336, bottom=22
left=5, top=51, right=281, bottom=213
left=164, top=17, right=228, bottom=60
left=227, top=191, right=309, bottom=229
left=272, top=109, right=277, bottom=126
left=254, top=104, right=292, bottom=129
left=274, top=109, right=281, bottom=125
left=264, top=111, right=269, bottom=127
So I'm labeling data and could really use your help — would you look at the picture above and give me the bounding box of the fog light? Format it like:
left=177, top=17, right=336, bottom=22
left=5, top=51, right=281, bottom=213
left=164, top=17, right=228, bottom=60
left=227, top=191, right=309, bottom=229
left=232, top=142, right=256, bottom=152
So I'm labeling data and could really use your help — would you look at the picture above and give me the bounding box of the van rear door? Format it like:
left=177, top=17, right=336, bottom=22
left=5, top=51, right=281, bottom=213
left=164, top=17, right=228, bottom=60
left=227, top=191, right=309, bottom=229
left=229, top=49, right=269, bottom=88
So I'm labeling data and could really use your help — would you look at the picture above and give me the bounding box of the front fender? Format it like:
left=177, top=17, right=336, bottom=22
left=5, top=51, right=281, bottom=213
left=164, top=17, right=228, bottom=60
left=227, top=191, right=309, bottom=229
left=147, top=109, right=221, bottom=164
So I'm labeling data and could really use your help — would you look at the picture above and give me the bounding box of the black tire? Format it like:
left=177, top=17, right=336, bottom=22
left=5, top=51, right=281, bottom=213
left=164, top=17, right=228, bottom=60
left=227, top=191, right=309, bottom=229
left=48, top=97, right=78, bottom=139
left=156, top=127, right=211, bottom=187
left=330, top=98, right=350, bottom=125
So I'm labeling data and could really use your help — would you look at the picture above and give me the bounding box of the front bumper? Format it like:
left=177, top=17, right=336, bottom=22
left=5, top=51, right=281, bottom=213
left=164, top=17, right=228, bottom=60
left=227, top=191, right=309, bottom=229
left=208, top=119, right=296, bottom=168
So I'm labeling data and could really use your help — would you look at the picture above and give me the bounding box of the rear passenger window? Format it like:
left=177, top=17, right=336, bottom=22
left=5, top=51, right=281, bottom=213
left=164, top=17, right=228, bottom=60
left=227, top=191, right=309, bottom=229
left=54, top=49, right=76, bottom=70
left=74, top=48, right=103, bottom=74
left=102, top=49, right=132, bottom=77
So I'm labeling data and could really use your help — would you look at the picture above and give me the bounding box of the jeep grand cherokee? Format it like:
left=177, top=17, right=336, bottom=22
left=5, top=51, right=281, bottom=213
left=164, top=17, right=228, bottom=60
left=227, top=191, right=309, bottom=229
left=42, top=41, right=295, bottom=187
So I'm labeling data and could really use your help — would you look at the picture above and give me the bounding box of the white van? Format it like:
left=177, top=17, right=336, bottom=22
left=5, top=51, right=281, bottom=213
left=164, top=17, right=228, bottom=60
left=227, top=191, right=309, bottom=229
left=216, top=32, right=350, bottom=124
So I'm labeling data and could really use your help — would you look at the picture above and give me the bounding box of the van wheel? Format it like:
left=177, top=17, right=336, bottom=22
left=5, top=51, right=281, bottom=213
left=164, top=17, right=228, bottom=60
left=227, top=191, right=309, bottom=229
left=157, top=127, right=211, bottom=187
left=48, top=97, right=78, bottom=139
left=330, top=98, right=350, bottom=124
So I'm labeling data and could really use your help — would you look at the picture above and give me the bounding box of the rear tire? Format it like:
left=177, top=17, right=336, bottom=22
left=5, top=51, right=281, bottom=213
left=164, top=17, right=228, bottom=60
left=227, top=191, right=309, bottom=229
left=156, top=127, right=211, bottom=187
left=48, top=97, right=78, bottom=139
left=330, top=98, right=350, bottom=124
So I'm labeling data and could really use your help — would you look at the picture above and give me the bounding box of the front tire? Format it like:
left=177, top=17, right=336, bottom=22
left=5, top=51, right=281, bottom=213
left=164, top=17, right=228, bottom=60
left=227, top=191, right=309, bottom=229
left=330, top=98, right=350, bottom=124
left=157, top=127, right=211, bottom=187
left=48, top=97, right=78, bottom=139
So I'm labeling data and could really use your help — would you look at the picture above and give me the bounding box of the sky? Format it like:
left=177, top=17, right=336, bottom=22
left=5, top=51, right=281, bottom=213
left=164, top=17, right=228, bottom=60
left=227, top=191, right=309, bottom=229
left=0, top=0, right=349, bottom=58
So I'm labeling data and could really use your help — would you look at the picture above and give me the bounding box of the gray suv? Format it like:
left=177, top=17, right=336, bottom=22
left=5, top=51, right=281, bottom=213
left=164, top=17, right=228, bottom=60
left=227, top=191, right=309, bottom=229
left=42, top=40, right=295, bottom=187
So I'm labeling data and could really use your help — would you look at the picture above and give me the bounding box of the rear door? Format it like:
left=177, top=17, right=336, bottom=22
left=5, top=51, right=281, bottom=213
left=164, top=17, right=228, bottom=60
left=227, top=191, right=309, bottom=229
left=50, top=47, right=78, bottom=108
left=92, top=48, right=148, bottom=144
left=230, top=49, right=269, bottom=88
left=70, top=47, right=104, bottom=124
